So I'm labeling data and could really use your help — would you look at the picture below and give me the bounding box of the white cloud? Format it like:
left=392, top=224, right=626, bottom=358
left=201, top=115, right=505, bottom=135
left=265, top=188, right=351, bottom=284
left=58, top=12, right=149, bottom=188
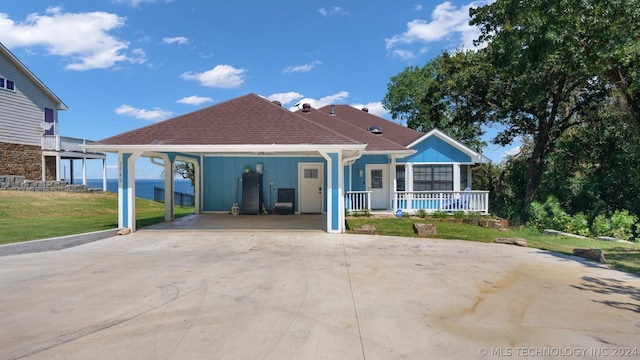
left=318, top=7, right=350, bottom=16
left=0, top=7, right=145, bottom=70
left=115, top=104, right=172, bottom=122
left=385, top=1, right=493, bottom=54
left=180, top=65, right=247, bottom=88
left=500, top=145, right=521, bottom=159
left=391, top=49, right=416, bottom=61
left=350, top=102, right=389, bottom=118
left=176, top=95, right=214, bottom=106
left=414, top=4, right=424, bottom=11
left=283, top=61, right=322, bottom=74
left=265, top=92, right=304, bottom=106
left=162, top=36, right=188, bottom=45
left=116, top=0, right=173, bottom=7
left=287, top=91, right=350, bottom=111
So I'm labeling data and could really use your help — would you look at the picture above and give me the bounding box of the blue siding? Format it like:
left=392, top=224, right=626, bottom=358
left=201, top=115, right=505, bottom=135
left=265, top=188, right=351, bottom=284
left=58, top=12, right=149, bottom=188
left=202, top=156, right=325, bottom=212
left=399, top=136, right=471, bottom=163
left=348, top=155, right=388, bottom=191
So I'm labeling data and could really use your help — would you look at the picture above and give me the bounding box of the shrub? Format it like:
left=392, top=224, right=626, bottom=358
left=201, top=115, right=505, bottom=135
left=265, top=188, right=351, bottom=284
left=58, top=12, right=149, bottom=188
left=432, top=211, right=448, bottom=219
left=567, top=212, right=590, bottom=237
left=591, top=214, right=611, bottom=237
left=609, top=210, right=637, bottom=241
left=416, top=209, right=427, bottom=218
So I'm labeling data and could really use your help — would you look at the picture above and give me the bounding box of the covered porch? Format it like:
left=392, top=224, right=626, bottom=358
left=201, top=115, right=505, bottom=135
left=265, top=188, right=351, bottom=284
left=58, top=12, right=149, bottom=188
left=42, top=135, right=107, bottom=189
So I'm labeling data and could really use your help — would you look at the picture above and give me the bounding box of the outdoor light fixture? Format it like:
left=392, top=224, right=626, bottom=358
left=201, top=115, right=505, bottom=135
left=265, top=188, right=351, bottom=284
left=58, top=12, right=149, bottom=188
left=359, top=169, right=363, bottom=177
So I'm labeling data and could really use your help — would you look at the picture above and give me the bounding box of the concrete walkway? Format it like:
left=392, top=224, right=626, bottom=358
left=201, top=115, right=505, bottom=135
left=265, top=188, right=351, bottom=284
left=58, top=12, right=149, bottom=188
left=0, top=228, right=638, bottom=359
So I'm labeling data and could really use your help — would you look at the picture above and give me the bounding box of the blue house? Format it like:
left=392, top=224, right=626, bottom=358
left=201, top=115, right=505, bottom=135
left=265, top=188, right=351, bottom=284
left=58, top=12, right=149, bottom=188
left=87, top=94, right=489, bottom=233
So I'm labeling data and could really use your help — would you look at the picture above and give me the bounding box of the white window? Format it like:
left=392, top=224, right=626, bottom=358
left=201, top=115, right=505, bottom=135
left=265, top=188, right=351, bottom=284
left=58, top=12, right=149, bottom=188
left=0, top=77, right=15, bottom=92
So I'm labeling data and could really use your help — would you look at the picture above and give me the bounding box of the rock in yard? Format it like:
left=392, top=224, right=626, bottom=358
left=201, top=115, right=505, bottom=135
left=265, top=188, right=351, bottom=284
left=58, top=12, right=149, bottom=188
left=353, top=224, right=376, bottom=235
left=493, top=238, right=528, bottom=247
left=573, top=248, right=607, bottom=264
left=413, top=223, right=437, bottom=237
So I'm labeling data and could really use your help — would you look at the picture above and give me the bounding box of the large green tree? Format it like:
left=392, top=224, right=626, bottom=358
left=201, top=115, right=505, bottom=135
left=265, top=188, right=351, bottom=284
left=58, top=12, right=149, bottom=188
left=469, top=0, right=640, bottom=219
left=383, top=51, right=492, bottom=151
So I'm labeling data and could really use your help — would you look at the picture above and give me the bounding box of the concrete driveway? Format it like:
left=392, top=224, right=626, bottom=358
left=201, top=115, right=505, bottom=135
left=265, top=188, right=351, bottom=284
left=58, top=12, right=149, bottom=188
left=0, top=227, right=638, bottom=359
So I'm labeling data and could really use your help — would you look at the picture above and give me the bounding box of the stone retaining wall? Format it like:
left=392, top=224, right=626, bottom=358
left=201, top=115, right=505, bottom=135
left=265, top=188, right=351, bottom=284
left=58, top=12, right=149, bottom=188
left=0, top=175, right=96, bottom=192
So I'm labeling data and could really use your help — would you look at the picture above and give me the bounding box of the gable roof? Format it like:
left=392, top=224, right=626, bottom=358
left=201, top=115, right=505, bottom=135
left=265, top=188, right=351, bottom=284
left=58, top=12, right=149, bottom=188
left=0, top=42, right=68, bottom=111
left=294, top=107, right=414, bottom=154
left=317, top=105, right=422, bottom=146
left=92, top=93, right=362, bottom=147
left=408, top=129, right=491, bottom=163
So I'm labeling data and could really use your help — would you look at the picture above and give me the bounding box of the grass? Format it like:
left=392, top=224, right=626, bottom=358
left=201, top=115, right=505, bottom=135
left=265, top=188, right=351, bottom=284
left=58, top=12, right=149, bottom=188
left=346, top=216, right=640, bottom=277
left=0, top=191, right=194, bottom=245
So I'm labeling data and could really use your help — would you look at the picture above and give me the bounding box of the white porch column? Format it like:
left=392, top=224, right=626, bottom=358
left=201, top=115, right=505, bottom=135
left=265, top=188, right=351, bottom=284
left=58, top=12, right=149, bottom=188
left=163, top=155, right=175, bottom=222
left=82, top=158, right=87, bottom=185
left=41, top=155, right=46, bottom=181
left=320, top=151, right=342, bottom=233
left=102, top=158, right=107, bottom=191
left=118, top=151, right=140, bottom=231
left=453, top=163, right=461, bottom=191
left=56, top=154, right=61, bottom=181
left=390, top=156, right=396, bottom=210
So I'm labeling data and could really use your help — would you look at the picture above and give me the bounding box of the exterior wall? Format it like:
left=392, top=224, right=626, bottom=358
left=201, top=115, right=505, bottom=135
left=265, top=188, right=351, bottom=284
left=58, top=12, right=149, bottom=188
left=202, top=156, right=326, bottom=212
left=398, top=136, right=472, bottom=163
left=0, top=142, right=42, bottom=179
left=0, top=53, right=59, bottom=147
left=347, top=154, right=388, bottom=192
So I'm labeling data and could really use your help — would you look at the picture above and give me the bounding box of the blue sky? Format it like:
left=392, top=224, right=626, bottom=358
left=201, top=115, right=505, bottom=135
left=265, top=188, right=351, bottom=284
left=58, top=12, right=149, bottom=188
left=1, top=0, right=514, bottom=179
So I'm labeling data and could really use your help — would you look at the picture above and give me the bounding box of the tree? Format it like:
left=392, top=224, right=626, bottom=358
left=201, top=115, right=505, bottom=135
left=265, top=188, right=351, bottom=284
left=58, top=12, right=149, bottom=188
left=174, top=162, right=196, bottom=187
left=468, top=0, right=640, bottom=220
left=383, top=52, right=490, bottom=151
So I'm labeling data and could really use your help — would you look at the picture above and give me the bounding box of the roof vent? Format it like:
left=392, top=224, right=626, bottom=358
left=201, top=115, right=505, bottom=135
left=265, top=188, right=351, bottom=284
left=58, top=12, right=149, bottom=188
left=362, top=107, right=369, bottom=113
left=302, top=103, right=311, bottom=112
left=272, top=100, right=282, bottom=106
left=368, top=126, right=382, bottom=135
left=330, top=104, right=336, bottom=116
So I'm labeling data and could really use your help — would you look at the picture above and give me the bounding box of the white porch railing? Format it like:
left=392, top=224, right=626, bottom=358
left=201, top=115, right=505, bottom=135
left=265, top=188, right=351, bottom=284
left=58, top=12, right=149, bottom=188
left=345, top=191, right=371, bottom=213
left=394, top=190, right=489, bottom=214
left=42, top=135, right=100, bottom=153
left=345, top=190, right=489, bottom=214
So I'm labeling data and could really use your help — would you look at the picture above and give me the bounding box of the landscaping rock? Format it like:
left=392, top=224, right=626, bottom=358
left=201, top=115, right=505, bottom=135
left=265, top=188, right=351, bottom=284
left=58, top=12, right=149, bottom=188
left=117, top=228, right=131, bottom=236
left=353, top=224, right=376, bottom=235
left=413, top=223, right=437, bottom=237
left=493, top=238, right=528, bottom=247
left=463, top=218, right=479, bottom=226
left=573, top=248, right=606, bottom=263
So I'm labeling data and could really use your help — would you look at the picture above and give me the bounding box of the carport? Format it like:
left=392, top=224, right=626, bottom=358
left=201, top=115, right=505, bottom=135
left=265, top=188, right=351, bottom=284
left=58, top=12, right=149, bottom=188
left=144, top=213, right=327, bottom=231
left=85, top=94, right=366, bottom=233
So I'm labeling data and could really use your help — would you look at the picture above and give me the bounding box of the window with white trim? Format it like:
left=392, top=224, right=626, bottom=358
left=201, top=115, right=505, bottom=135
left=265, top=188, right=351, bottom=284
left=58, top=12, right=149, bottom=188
left=0, top=77, right=15, bottom=91
left=413, top=164, right=453, bottom=191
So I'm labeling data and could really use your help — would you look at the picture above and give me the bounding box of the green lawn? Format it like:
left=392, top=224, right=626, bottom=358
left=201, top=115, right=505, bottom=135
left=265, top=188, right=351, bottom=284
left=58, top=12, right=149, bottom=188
left=0, top=191, right=194, bottom=244
left=346, top=216, right=640, bottom=277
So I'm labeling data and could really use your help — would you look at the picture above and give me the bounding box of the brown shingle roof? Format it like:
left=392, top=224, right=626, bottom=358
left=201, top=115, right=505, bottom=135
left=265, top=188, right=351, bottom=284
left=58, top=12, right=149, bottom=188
left=317, top=105, right=423, bottom=146
left=93, top=94, right=360, bottom=146
left=295, top=107, right=411, bottom=152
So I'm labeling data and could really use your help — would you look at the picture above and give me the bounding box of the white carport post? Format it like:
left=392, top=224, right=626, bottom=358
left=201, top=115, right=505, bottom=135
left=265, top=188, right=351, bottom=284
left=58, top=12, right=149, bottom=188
left=118, top=151, right=141, bottom=232
left=163, top=154, right=176, bottom=222
left=320, top=150, right=343, bottom=233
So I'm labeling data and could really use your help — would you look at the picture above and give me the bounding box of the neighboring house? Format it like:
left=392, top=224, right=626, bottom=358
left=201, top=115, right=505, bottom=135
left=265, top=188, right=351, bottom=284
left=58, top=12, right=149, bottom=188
left=0, top=42, right=106, bottom=186
left=87, top=93, right=490, bottom=233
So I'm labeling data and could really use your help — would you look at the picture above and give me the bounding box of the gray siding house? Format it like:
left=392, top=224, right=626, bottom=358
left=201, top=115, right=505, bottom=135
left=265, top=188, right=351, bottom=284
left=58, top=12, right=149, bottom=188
left=0, top=42, right=105, bottom=185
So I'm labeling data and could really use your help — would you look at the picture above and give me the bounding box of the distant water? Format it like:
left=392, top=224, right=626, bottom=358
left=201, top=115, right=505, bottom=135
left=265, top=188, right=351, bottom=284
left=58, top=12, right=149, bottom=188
left=80, top=178, right=194, bottom=201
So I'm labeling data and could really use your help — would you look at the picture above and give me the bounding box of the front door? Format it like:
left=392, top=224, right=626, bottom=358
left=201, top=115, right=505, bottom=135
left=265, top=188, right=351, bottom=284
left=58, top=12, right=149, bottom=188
left=366, top=164, right=389, bottom=210
left=299, top=163, right=324, bottom=213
